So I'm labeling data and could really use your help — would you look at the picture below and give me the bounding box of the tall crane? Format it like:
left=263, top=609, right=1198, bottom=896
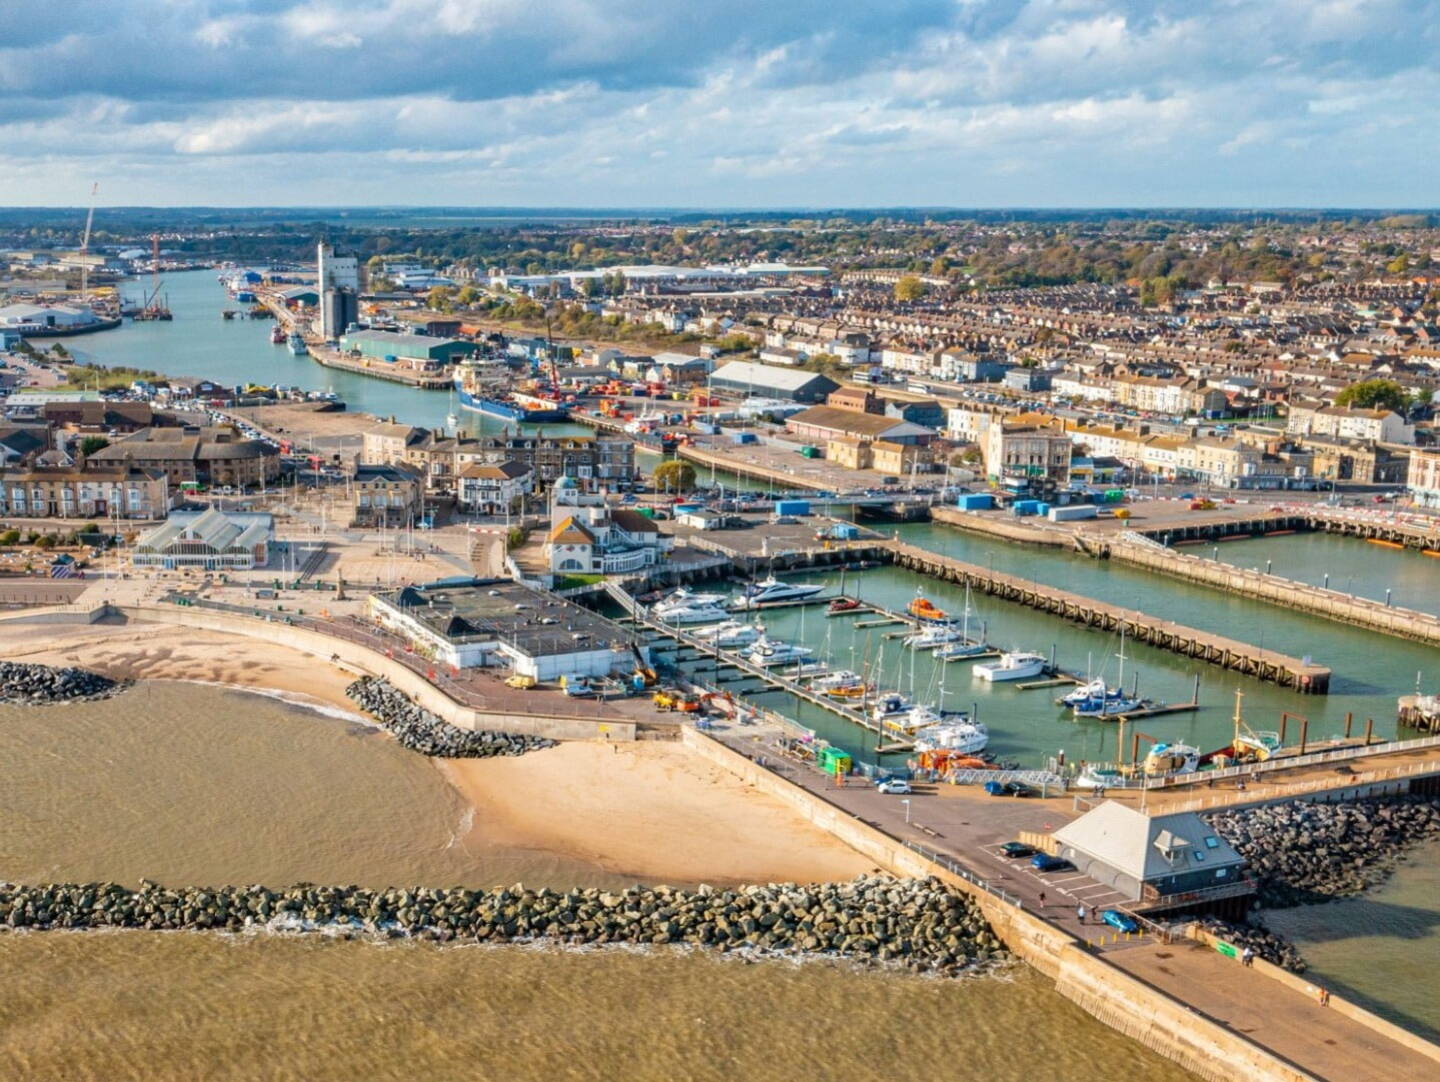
left=79, top=182, right=99, bottom=304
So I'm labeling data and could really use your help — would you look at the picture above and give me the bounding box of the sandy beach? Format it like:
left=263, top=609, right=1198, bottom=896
left=0, top=621, right=871, bottom=887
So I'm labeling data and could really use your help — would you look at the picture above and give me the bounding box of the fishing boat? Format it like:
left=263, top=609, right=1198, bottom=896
left=732, top=575, right=826, bottom=609
left=907, top=589, right=948, bottom=623
left=744, top=635, right=814, bottom=667
left=1205, top=691, right=1283, bottom=765
left=870, top=691, right=914, bottom=721
left=973, top=651, right=1047, bottom=682
left=269, top=325, right=286, bottom=344
left=811, top=669, right=867, bottom=697
left=287, top=332, right=308, bottom=356
left=690, top=620, right=762, bottom=648
left=1143, top=742, right=1200, bottom=777
left=913, top=718, right=990, bottom=755
left=906, top=623, right=963, bottom=650
left=1072, top=764, right=1126, bottom=790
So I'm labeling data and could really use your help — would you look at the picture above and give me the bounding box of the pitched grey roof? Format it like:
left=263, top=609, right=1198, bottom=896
left=1052, top=801, right=1244, bottom=882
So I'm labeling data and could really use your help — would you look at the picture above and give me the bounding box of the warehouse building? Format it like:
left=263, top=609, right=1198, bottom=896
left=367, top=579, right=649, bottom=680
left=784, top=405, right=935, bottom=446
left=339, top=329, right=476, bottom=365
left=709, top=361, right=839, bottom=403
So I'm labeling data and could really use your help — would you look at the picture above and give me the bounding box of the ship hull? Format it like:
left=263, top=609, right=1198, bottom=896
left=457, top=387, right=569, bottom=423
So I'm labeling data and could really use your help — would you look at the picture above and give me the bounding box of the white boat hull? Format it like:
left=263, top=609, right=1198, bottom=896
left=974, top=659, right=1046, bottom=682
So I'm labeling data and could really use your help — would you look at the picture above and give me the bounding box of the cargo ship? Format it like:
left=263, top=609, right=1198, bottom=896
left=454, top=368, right=569, bottom=422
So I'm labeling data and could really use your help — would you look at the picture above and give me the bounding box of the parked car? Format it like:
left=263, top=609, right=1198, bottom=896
left=876, top=777, right=912, bottom=795
left=1101, top=909, right=1138, bottom=933
left=999, top=842, right=1036, bottom=859
left=984, top=780, right=1033, bottom=797
left=1030, top=853, right=1072, bottom=872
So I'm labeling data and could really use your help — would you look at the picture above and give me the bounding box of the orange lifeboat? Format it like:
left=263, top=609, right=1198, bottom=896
left=908, top=595, right=948, bottom=622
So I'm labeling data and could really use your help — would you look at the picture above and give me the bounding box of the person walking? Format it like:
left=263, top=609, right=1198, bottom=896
left=1241, top=946, right=1254, bottom=968
left=1038, top=891, right=1047, bottom=909
left=1077, top=903, right=1087, bottom=924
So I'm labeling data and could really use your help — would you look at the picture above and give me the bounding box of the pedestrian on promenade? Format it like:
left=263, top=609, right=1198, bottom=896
left=1039, top=891, right=1046, bottom=909
left=1241, top=946, right=1254, bottom=967
left=1077, top=904, right=1087, bottom=924
left=1318, top=987, right=1331, bottom=1007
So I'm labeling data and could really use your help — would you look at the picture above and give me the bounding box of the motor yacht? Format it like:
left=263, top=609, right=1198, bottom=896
left=870, top=691, right=914, bottom=721
left=912, top=718, right=990, bottom=755
left=744, top=635, right=814, bottom=667
left=973, top=651, right=1047, bottom=682
left=690, top=620, right=762, bottom=648
left=906, top=623, right=963, bottom=650
left=733, top=576, right=826, bottom=609
left=652, top=597, right=730, bottom=625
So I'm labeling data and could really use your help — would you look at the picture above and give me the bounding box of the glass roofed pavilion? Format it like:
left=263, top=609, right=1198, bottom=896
left=131, top=508, right=274, bottom=570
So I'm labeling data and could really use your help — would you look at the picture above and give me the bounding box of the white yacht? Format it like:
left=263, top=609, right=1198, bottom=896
left=652, top=597, right=730, bottom=625
left=733, top=575, right=826, bottom=609
left=906, top=624, right=963, bottom=650
left=690, top=620, right=762, bottom=648
left=973, top=651, right=1047, bottom=682
left=745, top=635, right=814, bottom=667
left=1062, top=678, right=1108, bottom=706
left=913, top=718, right=990, bottom=755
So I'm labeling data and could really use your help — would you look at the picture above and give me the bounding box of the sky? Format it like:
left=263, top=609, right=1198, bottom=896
left=1, top=0, right=1437, bottom=208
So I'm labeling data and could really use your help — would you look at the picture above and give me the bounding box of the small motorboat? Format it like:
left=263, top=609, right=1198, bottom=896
left=935, top=641, right=988, bottom=661
left=1062, top=678, right=1108, bottom=707
left=1143, top=742, right=1200, bottom=777
left=812, top=669, right=866, bottom=696
left=870, top=691, right=914, bottom=721
left=828, top=596, right=861, bottom=613
left=906, top=623, right=963, bottom=650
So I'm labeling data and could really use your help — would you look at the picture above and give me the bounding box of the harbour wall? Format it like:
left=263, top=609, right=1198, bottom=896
left=884, top=540, right=1331, bottom=693
left=1107, top=537, right=1440, bottom=647
left=680, top=727, right=1323, bottom=1082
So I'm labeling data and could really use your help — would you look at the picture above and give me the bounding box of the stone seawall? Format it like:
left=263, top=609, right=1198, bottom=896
left=0, top=877, right=1001, bottom=975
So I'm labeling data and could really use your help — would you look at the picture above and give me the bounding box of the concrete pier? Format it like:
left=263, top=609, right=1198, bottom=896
left=1107, top=535, right=1440, bottom=647
left=886, top=541, right=1331, bottom=693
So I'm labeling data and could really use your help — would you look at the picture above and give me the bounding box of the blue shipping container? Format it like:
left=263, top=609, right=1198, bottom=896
left=730, top=432, right=757, bottom=444
left=957, top=493, right=994, bottom=511
left=774, top=500, right=811, bottom=517
left=1035, top=502, right=1050, bottom=516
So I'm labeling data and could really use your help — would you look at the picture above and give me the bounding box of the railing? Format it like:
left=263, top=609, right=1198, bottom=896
left=901, top=840, right=1023, bottom=908
left=1153, top=732, right=1440, bottom=790
left=947, top=768, right=1066, bottom=790
left=1164, top=759, right=1439, bottom=814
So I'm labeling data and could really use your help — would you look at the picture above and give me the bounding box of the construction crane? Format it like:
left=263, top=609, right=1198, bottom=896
left=79, top=181, right=99, bottom=304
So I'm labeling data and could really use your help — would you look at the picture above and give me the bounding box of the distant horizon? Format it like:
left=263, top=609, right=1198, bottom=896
left=4, top=2, right=1435, bottom=206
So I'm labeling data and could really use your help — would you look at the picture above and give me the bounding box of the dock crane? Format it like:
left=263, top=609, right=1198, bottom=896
left=78, top=181, right=99, bottom=304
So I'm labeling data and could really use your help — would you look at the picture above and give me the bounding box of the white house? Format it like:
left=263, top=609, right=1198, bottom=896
left=458, top=461, right=533, bottom=515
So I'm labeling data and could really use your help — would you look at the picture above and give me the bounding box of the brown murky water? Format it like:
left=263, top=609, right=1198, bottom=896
left=0, top=683, right=1195, bottom=1081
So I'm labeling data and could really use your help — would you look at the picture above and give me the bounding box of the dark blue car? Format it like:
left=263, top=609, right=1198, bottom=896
left=1030, top=853, right=1071, bottom=872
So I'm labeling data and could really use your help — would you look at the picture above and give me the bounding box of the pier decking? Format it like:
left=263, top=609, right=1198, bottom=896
left=886, top=541, right=1331, bottom=693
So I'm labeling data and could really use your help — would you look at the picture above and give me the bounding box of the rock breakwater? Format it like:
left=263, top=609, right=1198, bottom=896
left=1196, top=917, right=1307, bottom=972
left=346, top=677, right=556, bottom=758
left=0, top=660, right=127, bottom=705
left=1208, top=796, right=1440, bottom=909
left=0, top=876, right=1003, bottom=975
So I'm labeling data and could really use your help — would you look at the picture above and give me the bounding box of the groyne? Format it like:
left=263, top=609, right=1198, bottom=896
left=0, top=660, right=127, bottom=705
left=0, top=876, right=1000, bottom=975
left=346, top=676, right=556, bottom=758
left=886, top=540, right=1331, bottom=693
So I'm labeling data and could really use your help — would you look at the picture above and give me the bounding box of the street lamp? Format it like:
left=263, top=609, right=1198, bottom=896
left=901, top=798, right=912, bottom=824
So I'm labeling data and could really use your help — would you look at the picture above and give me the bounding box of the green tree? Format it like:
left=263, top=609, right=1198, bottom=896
left=78, top=436, right=109, bottom=456
left=1386, top=254, right=1410, bottom=276
left=1334, top=378, right=1409, bottom=412
left=0, top=530, right=19, bottom=545
left=653, top=460, right=697, bottom=492
left=894, top=275, right=927, bottom=302
left=426, top=286, right=455, bottom=312
left=455, top=285, right=479, bottom=306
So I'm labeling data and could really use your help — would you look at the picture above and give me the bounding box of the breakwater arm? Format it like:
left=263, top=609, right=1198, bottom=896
left=886, top=540, right=1331, bottom=693
left=1107, top=536, right=1440, bottom=648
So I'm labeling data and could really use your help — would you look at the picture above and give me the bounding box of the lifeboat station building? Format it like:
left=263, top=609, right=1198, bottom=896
left=367, top=578, right=649, bottom=681
left=130, top=508, right=274, bottom=570
left=1051, top=801, right=1253, bottom=916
